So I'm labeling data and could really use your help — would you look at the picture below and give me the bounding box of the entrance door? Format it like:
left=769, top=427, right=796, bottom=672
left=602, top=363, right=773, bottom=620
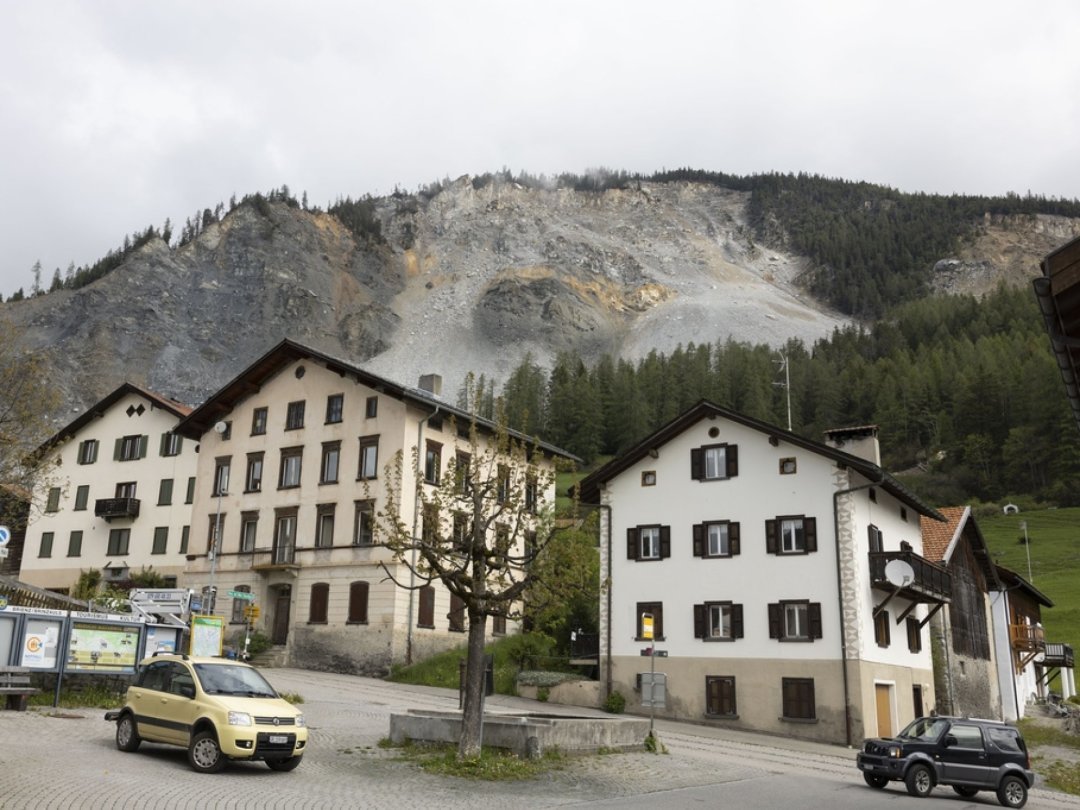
left=272, top=587, right=291, bottom=644
left=875, top=683, right=894, bottom=738
left=913, top=684, right=924, bottom=719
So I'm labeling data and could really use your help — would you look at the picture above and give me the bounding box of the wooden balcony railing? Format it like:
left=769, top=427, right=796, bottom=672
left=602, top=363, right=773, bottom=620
left=1009, top=623, right=1046, bottom=652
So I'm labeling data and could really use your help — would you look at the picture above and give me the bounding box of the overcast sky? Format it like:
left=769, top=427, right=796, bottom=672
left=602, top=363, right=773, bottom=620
left=2, top=1, right=1078, bottom=297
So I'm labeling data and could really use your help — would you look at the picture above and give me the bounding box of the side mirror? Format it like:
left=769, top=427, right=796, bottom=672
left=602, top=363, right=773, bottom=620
left=179, top=684, right=196, bottom=699
left=944, top=734, right=958, bottom=747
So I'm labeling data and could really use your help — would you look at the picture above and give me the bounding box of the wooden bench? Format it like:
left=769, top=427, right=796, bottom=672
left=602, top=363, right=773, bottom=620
left=0, top=667, right=39, bottom=711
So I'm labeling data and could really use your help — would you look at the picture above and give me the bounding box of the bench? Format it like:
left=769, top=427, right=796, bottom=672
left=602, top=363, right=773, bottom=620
left=0, top=667, right=39, bottom=711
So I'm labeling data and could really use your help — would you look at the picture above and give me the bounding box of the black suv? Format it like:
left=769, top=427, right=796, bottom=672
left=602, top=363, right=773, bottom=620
left=856, top=716, right=1034, bottom=808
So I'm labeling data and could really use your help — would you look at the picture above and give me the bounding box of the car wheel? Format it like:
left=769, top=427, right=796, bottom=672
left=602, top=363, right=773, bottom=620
left=952, top=785, right=979, bottom=798
left=863, top=772, right=889, bottom=789
left=115, top=713, right=141, bottom=752
left=188, top=730, right=227, bottom=774
left=266, top=755, right=303, bottom=772
left=996, top=775, right=1028, bottom=809
left=904, top=763, right=934, bottom=798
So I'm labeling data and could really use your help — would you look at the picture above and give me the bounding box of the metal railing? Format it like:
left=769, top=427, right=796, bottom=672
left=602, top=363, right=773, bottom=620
left=94, top=497, right=140, bottom=520
left=868, top=550, right=952, bottom=601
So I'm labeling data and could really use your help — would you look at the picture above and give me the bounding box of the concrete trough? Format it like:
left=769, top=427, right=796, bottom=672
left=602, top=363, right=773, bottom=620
left=388, top=709, right=651, bottom=758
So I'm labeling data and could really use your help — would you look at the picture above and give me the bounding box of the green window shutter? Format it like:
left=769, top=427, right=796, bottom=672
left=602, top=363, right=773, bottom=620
left=152, top=527, right=169, bottom=554
left=180, top=525, right=190, bottom=554
left=138, top=435, right=148, bottom=459
left=160, top=433, right=168, bottom=456
left=114, top=438, right=123, bottom=460
left=158, top=479, right=173, bottom=506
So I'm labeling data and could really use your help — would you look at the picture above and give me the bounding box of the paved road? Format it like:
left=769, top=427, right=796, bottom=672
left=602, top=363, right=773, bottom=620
left=1, top=668, right=1077, bottom=809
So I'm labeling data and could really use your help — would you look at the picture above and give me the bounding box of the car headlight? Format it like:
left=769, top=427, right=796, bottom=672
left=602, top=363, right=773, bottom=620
left=888, top=746, right=902, bottom=758
left=294, top=714, right=306, bottom=728
left=227, top=711, right=253, bottom=726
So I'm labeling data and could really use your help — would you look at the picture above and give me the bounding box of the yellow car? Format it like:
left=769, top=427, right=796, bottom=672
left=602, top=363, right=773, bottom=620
left=106, top=653, right=308, bottom=773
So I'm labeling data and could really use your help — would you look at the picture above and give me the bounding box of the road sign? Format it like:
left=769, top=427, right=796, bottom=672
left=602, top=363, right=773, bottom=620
left=228, top=590, right=255, bottom=601
left=0, top=525, right=11, bottom=546
left=244, top=604, right=260, bottom=620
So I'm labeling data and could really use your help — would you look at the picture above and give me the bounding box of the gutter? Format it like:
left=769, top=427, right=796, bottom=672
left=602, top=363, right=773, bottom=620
left=406, top=401, right=441, bottom=665
left=579, top=498, right=613, bottom=700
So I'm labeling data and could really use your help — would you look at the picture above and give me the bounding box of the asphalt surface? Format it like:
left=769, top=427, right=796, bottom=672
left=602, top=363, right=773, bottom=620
left=1, top=668, right=1078, bottom=810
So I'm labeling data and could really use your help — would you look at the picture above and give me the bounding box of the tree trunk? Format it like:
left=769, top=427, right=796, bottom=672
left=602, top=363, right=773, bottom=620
left=458, top=610, right=488, bottom=759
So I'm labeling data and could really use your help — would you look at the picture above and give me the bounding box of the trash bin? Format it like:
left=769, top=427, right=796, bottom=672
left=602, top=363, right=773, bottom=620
left=458, top=654, right=495, bottom=707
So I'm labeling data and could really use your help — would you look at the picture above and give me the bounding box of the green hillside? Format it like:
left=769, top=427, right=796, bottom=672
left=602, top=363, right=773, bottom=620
left=979, top=506, right=1080, bottom=669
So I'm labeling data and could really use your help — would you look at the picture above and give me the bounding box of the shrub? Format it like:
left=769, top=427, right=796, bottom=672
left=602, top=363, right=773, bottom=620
left=603, top=690, right=626, bottom=714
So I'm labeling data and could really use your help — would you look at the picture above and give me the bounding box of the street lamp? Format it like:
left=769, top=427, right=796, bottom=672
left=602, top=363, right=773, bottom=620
left=205, top=420, right=229, bottom=614
left=1020, top=520, right=1033, bottom=583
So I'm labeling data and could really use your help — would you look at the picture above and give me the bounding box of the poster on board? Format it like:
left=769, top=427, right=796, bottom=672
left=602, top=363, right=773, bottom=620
left=189, top=615, right=225, bottom=657
left=21, top=618, right=62, bottom=669
left=66, top=621, right=141, bottom=673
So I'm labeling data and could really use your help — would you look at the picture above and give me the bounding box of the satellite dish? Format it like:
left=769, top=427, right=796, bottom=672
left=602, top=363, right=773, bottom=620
left=884, top=559, right=915, bottom=587
left=213, top=421, right=228, bottom=434
left=1034, top=650, right=1046, bottom=664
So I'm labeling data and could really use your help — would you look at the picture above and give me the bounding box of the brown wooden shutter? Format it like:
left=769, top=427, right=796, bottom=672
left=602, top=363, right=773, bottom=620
left=309, top=582, right=329, bottom=623
left=732, top=604, right=744, bottom=638
left=765, top=519, right=777, bottom=554
left=418, top=586, right=434, bottom=627
left=809, top=602, right=823, bottom=639
left=768, top=603, right=781, bottom=638
left=659, top=526, right=671, bottom=559
left=726, top=444, right=739, bottom=477
left=730, top=522, right=741, bottom=556
left=627, top=528, right=638, bottom=560
left=348, top=581, right=369, bottom=623
left=690, top=447, right=703, bottom=480
left=693, top=604, right=705, bottom=638
left=805, top=518, right=817, bottom=552
left=692, top=524, right=704, bottom=557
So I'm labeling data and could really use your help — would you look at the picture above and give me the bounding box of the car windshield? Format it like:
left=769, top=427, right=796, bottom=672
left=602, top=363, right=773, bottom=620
left=896, top=717, right=949, bottom=741
left=193, top=663, right=278, bottom=697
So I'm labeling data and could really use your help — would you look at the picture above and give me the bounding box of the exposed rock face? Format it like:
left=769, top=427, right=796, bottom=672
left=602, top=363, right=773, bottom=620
left=4, top=179, right=1074, bottom=425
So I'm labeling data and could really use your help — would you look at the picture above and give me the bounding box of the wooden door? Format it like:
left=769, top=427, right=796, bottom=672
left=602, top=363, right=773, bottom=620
left=875, top=683, right=894, bottom=738
left=272, top=588, right=291, bottom=644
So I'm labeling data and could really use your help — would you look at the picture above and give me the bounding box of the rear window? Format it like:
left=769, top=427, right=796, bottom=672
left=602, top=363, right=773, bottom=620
left=987, top=727, right=1024, bottom=753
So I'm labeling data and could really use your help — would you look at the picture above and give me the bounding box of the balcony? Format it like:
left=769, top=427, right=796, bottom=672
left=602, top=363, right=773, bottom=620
left=868, top=550, right=952, bottom=603
left=94, top=497, right=140, bottom=521
left=1009, top=623, right=1046, bottom=652
left=1044, top=642, right=1075, bottom=669
left=250, top=546, right=299, bottom=573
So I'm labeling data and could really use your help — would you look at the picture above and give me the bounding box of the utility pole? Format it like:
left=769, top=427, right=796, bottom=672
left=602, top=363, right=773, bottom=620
left=774, top=351, right=792, bottom=431
left=1020, top=520, right=1033, bottom=583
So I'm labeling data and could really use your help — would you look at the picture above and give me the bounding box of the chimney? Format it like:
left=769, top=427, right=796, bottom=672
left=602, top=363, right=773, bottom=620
left=418, top=374, right=442, bottom=397
left=823, top=425, right=881, bottom=466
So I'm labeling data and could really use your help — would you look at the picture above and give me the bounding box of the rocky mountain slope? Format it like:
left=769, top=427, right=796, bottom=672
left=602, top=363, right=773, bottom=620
left=6, top=177, right=1079, bottom=425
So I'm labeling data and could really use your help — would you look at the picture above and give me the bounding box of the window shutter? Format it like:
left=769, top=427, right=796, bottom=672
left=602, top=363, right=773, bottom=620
left=726, top=444, right=739, bottom=477
left=627, top=528, right=638, bottom=560
left=809, top=602, right=823, bottom=639
left=765, top=519, right=777, bottom=554
left=732, top=604, right=744, bottom=638
left=138, top=435, right=148, bottom=459
left=805, top=518, right=817, bottom=552
left=690, top=447, right=703, bottom=480
left=349, top=581, right=369, bottom=623
left=730, top=522, right=741, bottom=555
left=659, top=526, right=671, bottom=559
left=114, top=438, right=123, bottom=460
left=693, top=604, right=705, bottom=639
left=160, top=433, right=169, bottom=455
left=768, top=603, right=781, bottom=638
left=692, top=524, right=704, bottom=557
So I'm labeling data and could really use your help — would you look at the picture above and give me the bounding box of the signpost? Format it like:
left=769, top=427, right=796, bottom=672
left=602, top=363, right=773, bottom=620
left=228, top=590, right=255, bottom=601
left=0, top=524, right=10, bottom=560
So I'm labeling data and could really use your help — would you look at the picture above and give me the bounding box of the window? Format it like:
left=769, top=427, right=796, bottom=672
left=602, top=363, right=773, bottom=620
left=240, top=512, right=258, bottom=553
left=115, top=481, right=137, bottom=499
left=67, top=530, right=83, bottom=557
left=874, top=609, right=891, bottom=647
left=907, top=617, right=922, bottom=653
left=285, top=400, right=305, bottom=430
left=309, top=583, right=329, bottom=624
left=782, top=677, right=816, bottom=721
left=454, top=451, right=471, bottom=494
left=449, top=593, right=466, bottom=632
left=693, top=521, right=740, bottom=558
left=691, top=443, right=738, bottom=481
left=152, top=527, right=169, bottom=555
left=251, top=407, right=268, bottom=436
left=219, top=421, right=232, bottom=440
left=115, top=434, right=148, bottom=461
left=635, top=601, right=664, bottom=641
left=769, top=600, right=823, bottom=641
left=641, top=470, right=657, bottom=486
left=39, top=532, right=54, bottom=558
left=278, top=447, right=303, bottom=489
left=245, top=452, right=264, bottom=492
left=77, top=439, right=99, bottom=465
left=74, top=485, right=89, bottom=511
left=358, top=436, right=379, bottom=480
left=987, top=727, right=1022, bottom=753
left=273, top=510, right=297, bottom=564
left=158, top=479, right=174, bottom=506
left=949, top=724, right=985, bottom=749
left=213, top=457, right=231, bottom=496
left=107, top=528, right=131, bottom=556
left=207, top=514, right=226, bottom=554
left=496, top=464, right=510, bottom=503
left=424, top=441, right=442, bottom=485
left=354, top=500, right=375, bottom=546
left=180, top=525, right=190, bottom=554
left=868, top=524, right=884, bottom=553
left=869, top=487, right=878, bottom=503
left=418, top=585, right=435, bottom=628
left=706, top=676, right=737, bottom=717
left=492, top=614, right=507, bottom=635
left=627, top=525, right=670, bottom=561
left=365, top=396, right=378, bottom=418
left=422, top=503, right=440, bottom=544
left=45, top=487, right=61, bottom=513
left=766, top=516, right=817, bottom=555
left=900, top=507, right=909, bottom=522
left=185, top=477, right=196, bottom=504
left=325, top=394, right=344, bottom=424
left=160, top=432, right=183, bottom=457
left=320, top=441, right=340, bottom=484
left=315, top=504, right=335, bottom=548
left=694, top=602, right=743, bottom=640
left=348, top=581, right=369, bottom=624
left=525, top=473, right=538, bottom=513
left=452, top=513, right=470, bottom=551
left=230, top=585, right=251, bottom=623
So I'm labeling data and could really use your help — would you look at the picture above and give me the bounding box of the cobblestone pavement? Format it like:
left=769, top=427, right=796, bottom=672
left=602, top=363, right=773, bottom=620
left=1, top=668, right=1078, bottom=809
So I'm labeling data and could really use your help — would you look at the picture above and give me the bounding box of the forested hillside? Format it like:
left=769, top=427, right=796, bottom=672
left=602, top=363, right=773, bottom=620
left=477, top=284, right=1079, bottom=508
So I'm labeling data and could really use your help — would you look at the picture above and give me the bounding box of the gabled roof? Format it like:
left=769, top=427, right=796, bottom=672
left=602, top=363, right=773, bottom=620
left=175, top=339, right=579, bottom=461
left=574, top=399, right=944, bottom=520
left=39, top=382, right=192, bottom=453
left=994, top=564, right=1054, bottom=608
left=919, top=505, right=1000, bottom=588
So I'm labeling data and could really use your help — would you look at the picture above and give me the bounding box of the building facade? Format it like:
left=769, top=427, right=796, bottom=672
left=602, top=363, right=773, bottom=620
left=577, top=404, right=949, bottom=746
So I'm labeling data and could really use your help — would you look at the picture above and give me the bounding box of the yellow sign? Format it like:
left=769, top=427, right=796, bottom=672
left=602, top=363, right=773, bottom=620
left=642, top=612, right=654, bottom=641
left=244, top=604, right=260, bottom=620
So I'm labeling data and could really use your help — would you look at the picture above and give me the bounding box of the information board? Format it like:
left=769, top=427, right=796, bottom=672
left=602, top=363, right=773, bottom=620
left=66, top=621, right=141, bottom=672
left=189, top=615, right=225, bottom=657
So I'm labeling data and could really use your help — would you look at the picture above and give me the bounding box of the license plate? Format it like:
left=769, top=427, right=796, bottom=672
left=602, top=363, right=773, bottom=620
left=269, top=735, right=288, bottom=744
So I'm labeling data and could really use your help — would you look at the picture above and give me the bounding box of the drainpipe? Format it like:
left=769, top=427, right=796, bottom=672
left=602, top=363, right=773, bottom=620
left=580, top=499, right=613, bottom=700
left=405, top=402, right=441, bottom=665
left=833, top=466, right=885, bottom=748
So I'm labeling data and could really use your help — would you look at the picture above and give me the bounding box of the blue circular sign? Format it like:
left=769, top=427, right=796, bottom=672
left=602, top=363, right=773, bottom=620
left=0, top=525, right=10, bottom=546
